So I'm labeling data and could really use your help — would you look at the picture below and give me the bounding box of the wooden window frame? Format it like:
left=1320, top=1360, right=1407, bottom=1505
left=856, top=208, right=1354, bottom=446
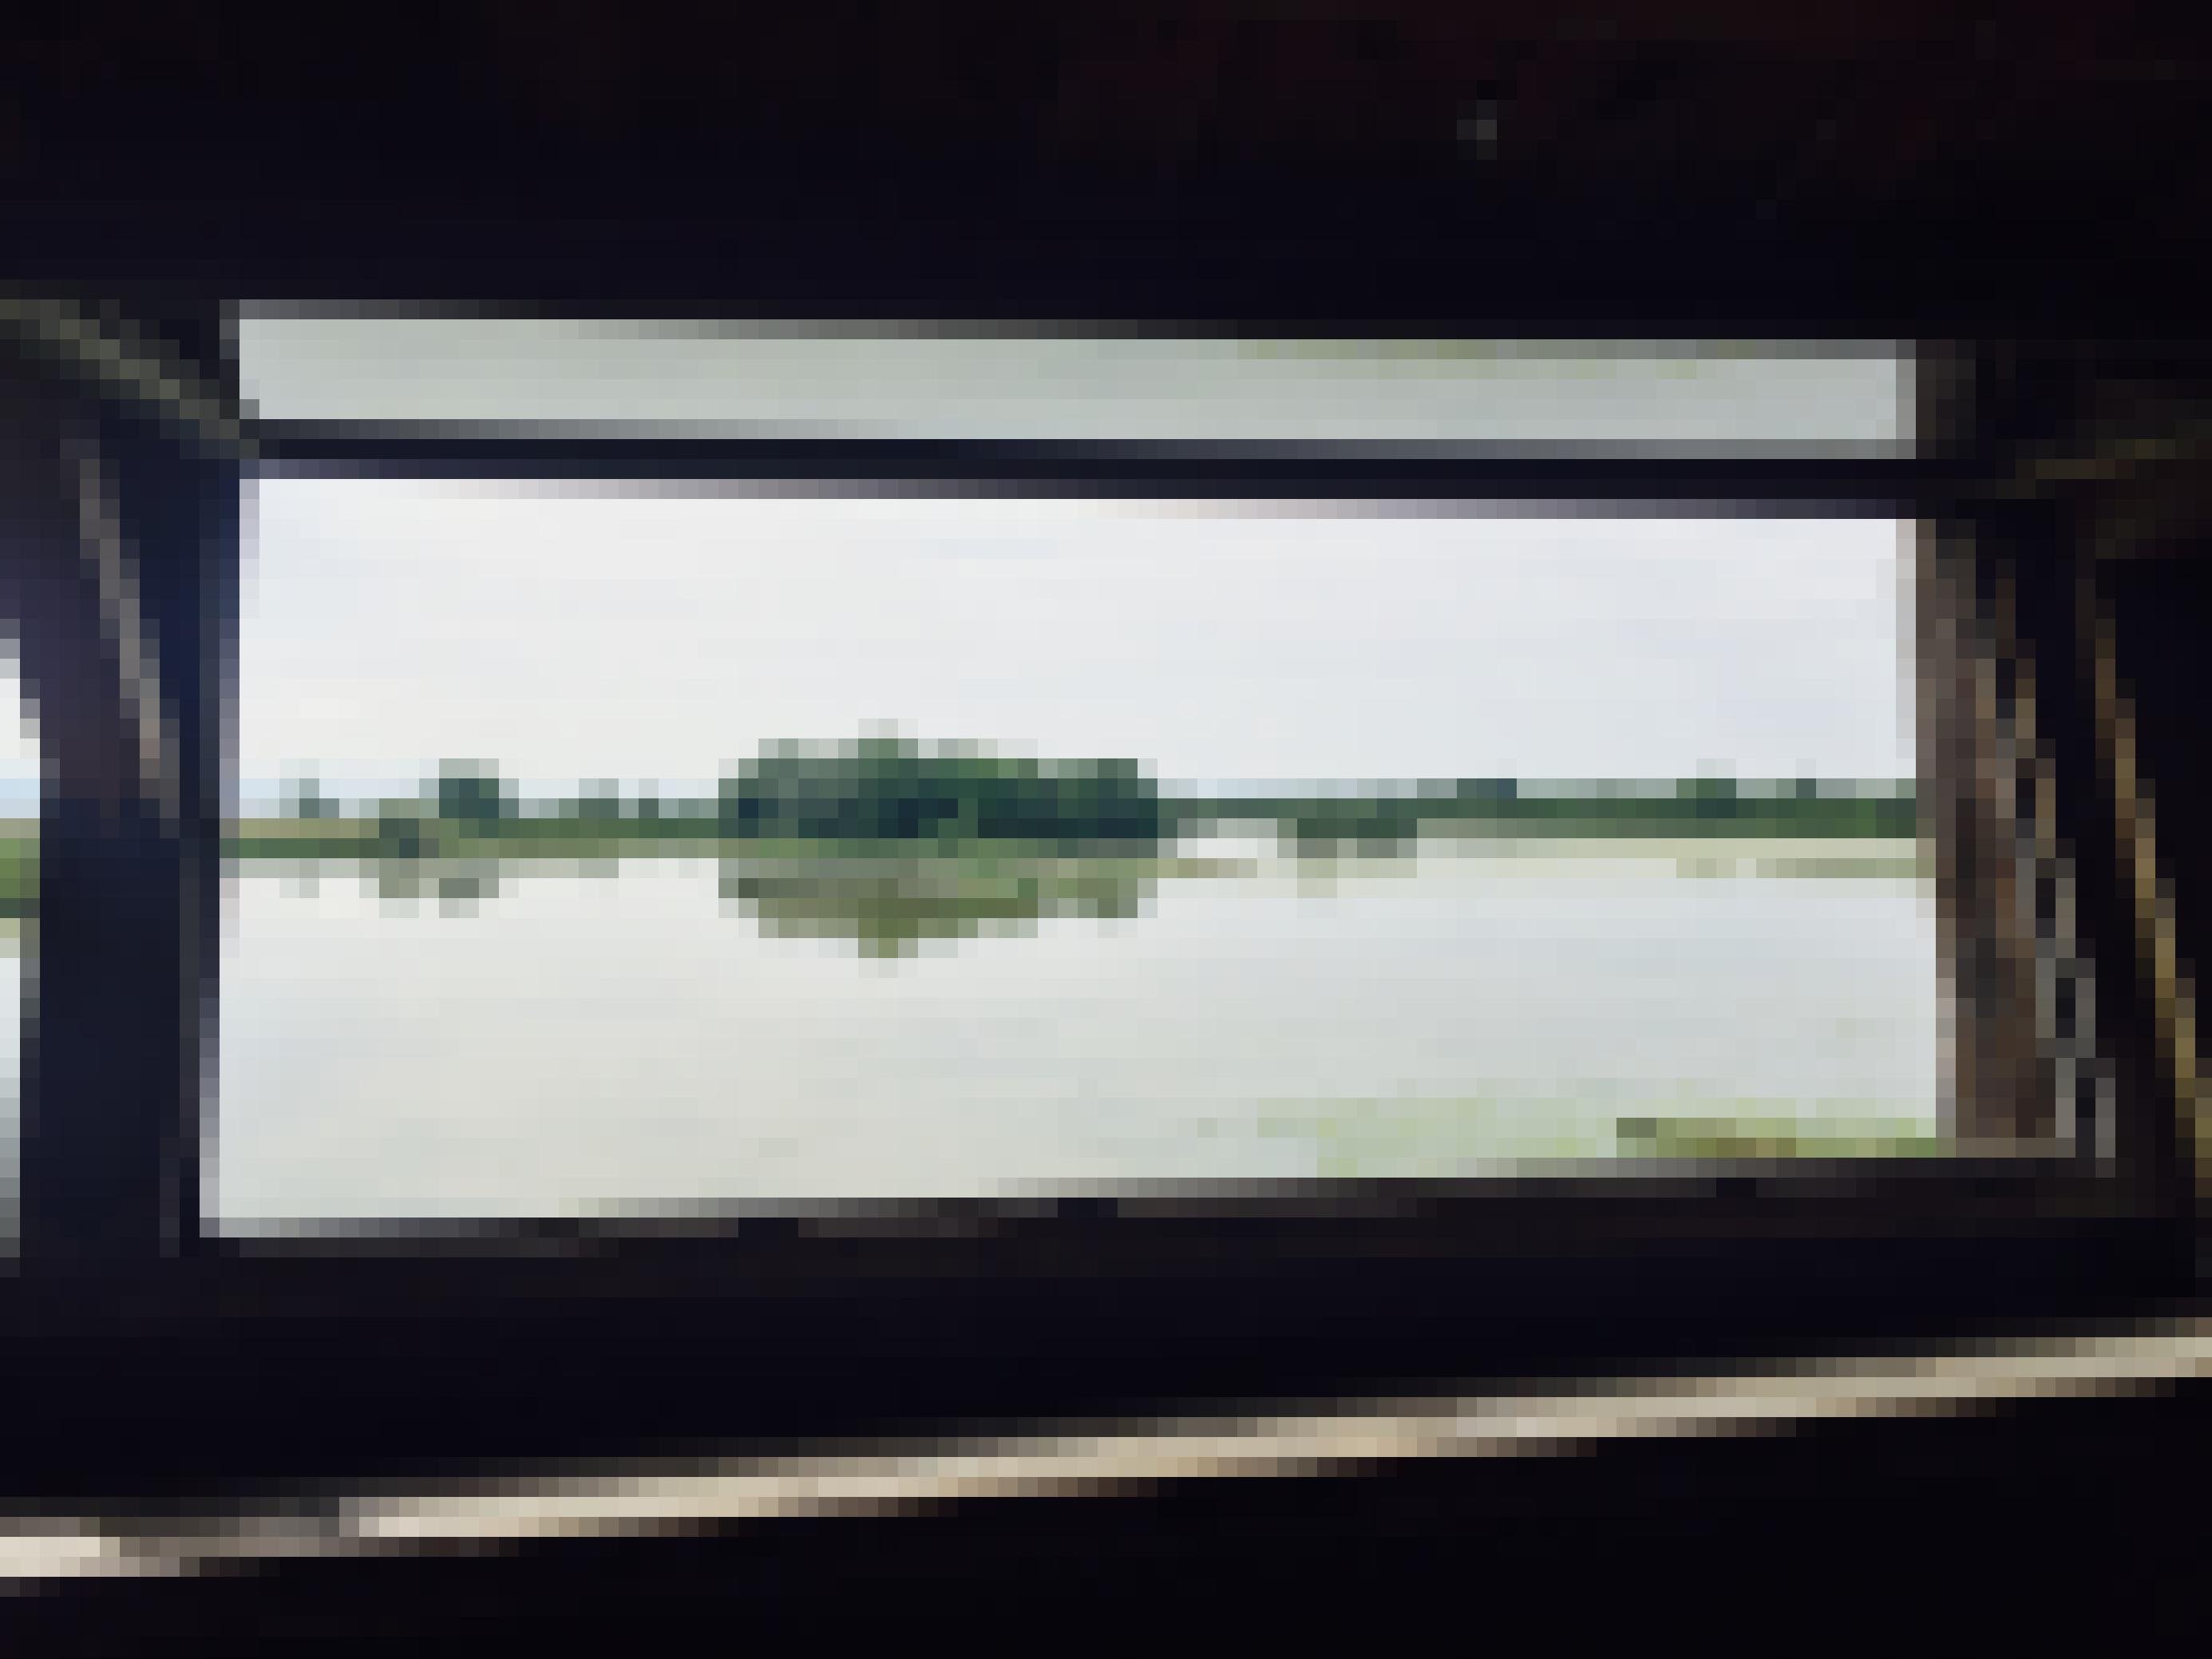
left=0, top=316, right=2190, bottom=1489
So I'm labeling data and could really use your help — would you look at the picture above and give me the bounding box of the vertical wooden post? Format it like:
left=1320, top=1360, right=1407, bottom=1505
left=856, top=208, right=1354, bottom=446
left=1916, top=340, right=2116, bottom=1156
left=1945, top=337, right=2198, bottom=1216
left=0, top=315, right=236, bottom=1266
left=1917, top=517, right=2052, bottom=1148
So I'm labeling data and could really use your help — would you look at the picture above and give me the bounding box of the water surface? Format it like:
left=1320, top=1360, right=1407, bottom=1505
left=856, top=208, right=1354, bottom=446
left=212, top=841, right=1941, bottom=1226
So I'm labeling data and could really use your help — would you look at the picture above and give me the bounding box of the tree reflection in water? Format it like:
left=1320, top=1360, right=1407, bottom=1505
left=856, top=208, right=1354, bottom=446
left=323, top=851, right=1163, bottom=956
left=363, top=859, right=508, bottom=913
left=718, top=853, right=1156, bottom=958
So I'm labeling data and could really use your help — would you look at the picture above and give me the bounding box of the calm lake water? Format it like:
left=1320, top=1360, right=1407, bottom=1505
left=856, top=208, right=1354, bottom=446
left=205, top=838, right=1942, bottom=1228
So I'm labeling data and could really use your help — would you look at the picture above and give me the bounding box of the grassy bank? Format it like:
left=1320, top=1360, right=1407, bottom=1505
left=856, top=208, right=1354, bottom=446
left=1254, top=1095, right=1945, bottom=1174
left=0, top=839, right=31, bottom=919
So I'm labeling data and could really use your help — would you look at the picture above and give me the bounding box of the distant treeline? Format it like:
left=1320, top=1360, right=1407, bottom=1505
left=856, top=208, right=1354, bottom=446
left=264, top=739, right=1918, bottom=854
left=279, top=739, right=1171, bottom=855
left=1185, top=779, right=1917, bottom=843
left=718, top=738, right=1169, bottom=848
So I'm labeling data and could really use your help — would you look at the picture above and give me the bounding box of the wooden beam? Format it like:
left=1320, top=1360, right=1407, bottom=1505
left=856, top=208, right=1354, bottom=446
left=1, top=339, right=237, bottom=1265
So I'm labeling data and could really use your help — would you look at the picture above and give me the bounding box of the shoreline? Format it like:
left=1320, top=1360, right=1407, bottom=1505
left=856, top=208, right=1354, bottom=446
left=0, top=833, right=1929, bottom=919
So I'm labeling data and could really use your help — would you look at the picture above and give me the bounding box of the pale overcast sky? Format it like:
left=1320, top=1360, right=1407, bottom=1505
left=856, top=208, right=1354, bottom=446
left=0, top=332, right=1913, bottom=806
left=219, top=480, right=1913, bottom=798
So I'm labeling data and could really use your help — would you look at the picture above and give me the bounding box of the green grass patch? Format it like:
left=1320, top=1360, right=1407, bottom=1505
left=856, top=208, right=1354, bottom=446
left=1613, top=1115, right=1946, bottom=1158
left=1248, top=1095, right=1946, bottom=1174
left=0, top=839, right=34, bottom=918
